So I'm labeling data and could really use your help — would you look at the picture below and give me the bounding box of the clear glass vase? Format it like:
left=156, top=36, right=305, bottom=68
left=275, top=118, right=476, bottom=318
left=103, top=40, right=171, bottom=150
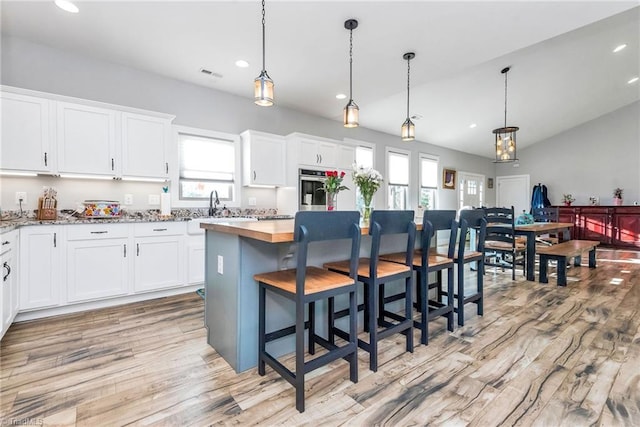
left=326, top=192, right=337, bottom=211
left=361, top=192, right=373, bottom=226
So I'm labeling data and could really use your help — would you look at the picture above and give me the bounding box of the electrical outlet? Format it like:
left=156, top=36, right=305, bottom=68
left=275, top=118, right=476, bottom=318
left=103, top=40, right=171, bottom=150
left=15, top=192, right=27, bottom=205
left=248, top=197, right=257, bottom=206
left=217, top=255, right=224, bottom=274
left=124, top=194, right=134, bottom=205
left=148, top=194, right=160, bottom=205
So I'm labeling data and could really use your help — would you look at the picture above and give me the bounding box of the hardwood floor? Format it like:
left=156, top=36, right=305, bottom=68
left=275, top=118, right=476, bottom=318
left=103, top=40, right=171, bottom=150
left=2, top=249, right=639, bottom=426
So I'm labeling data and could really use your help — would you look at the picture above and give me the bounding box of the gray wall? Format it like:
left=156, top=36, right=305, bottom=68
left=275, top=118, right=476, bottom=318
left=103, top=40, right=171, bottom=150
left=495, top=101, right=640, bottom=206
left=1, top=36, right=496, bottom=212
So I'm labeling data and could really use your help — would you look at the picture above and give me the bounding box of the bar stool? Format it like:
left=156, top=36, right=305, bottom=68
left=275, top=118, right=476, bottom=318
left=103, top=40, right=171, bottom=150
left=254, top=211, right=361, bottom=413
left=452, top=209, right=487, bottom=326
left=379, top=211, right=457, bottom=345
left=324, top=210, right=416, bottom=372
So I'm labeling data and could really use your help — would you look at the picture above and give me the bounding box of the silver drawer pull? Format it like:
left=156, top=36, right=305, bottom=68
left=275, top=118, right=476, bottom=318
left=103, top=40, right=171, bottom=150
left=90, top=231, right=109, bottom=234
left=153, top=228, right=167, bottom=232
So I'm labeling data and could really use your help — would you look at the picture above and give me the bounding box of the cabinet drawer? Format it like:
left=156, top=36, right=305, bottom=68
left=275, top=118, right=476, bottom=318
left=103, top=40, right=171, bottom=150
left=134, top=222, right=185, bottom=237
left=1, top=230, right=18, bottom=255
left=66, top=223, right=129, bottom=240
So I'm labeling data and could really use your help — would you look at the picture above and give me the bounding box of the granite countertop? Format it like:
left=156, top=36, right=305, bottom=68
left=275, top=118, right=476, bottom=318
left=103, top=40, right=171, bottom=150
left=0, top=207, right=279, bottom=233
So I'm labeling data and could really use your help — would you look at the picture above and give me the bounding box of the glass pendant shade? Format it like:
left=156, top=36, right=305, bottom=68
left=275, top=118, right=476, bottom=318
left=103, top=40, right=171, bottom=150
left=401, top=118, right=415, bottom=141
left=254, top=70, right=274, bottom=106
left=343, top=99, right=359, bottom=128
left=493, top=126, right=519, bottom=162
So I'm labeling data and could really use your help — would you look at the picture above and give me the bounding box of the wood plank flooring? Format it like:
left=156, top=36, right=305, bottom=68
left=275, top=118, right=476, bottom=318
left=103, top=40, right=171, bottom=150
left=1, top=249, right=639, bottom=426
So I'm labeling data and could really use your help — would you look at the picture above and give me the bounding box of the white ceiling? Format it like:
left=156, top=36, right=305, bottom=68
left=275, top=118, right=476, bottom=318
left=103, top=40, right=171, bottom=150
left=2, top=1, right=639, bottom=159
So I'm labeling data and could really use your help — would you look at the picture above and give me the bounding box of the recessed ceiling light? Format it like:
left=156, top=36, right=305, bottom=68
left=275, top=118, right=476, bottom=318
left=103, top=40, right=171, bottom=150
left=469, top=123, right=477, bottom=129
left=54, top=0, right=79, bottom=13
left=613, top=44, right=627, bottom=53
left=235, top=60, right=249, bottom=68
left=336, top=93, right=347, bottom=100
left=628, top=77, right=639, bottom=84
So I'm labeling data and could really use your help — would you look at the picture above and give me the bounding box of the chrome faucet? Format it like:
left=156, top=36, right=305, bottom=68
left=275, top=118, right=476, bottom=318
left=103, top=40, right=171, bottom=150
left=209, top=190, right=220, bottom=216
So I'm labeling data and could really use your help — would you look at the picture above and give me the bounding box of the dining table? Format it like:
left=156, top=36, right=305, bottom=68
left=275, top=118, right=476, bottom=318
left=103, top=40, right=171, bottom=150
left=515, top=222, right=575, bottom=281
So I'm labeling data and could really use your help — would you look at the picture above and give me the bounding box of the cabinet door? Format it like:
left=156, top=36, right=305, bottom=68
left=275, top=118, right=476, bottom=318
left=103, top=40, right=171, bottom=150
left=557, top=207, right=578, bottom=240
left=67, top=238, right=129, bottom=302
left=299, top=139, right=321, bottom=166
left=336, top=145, right=355, bottom=170
left=242, top=132, right=286, bottom=186
left=580, top=209, right=612, bottom=244
left=57, top=102, right=118, bottom=176
left=0, top=92, right=52, bottom=172
left=122, top=113, right=170, bottom=179
left=20, top=227, right=62, bottom=310
left=613, top=213, right=640, bottom=248
left=317, top=142, right=337, bottom=167
left=134, top=236, right=183, bottom=292
left=187, top=237, right=205, bottom=285
left=1, top=249, right=15, bottom=336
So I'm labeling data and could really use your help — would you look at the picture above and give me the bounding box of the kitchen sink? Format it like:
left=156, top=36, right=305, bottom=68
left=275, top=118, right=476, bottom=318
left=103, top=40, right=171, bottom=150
left=186, top=217, right=256, bottom=235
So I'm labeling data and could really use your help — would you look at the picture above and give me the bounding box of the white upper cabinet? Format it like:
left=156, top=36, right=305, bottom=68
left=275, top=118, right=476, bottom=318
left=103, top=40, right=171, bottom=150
left=57, top=101, right=119, bottom=176
left=336, top=144, right=355, bottom=170
left=0, top=92, right=53, bottom=173
left=297, top=136, right=337, bottom=167
left=241, top=130, right=286, bottom=186
left=122, top=113, right=171, bottom=179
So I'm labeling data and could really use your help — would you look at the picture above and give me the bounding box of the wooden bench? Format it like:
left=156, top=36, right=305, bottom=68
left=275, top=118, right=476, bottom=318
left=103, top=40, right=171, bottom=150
left=537, top=240, right=599, bottom=286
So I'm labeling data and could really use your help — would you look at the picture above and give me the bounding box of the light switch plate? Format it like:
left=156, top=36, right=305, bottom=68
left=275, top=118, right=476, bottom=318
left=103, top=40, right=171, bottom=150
left=217, top=255, right=224, bottom=274
left=148, top=194, right=160, bottom=205
left=248, top=197, right=257, bottom=206
left=124, top=194, right=133, bottom=205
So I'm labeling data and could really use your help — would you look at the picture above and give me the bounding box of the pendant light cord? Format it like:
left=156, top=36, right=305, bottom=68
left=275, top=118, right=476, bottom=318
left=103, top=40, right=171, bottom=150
left=349, top=27, right=353, bottom=100
left=261, top=0, right=266, bottom=72
left=504, top=69, right=508, bottom=128
left=406, top=57, right=411, bottom=119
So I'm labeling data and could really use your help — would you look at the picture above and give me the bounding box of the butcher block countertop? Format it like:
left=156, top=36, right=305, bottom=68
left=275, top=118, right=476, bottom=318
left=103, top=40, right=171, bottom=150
left=200, top=219, right=423, bottom=243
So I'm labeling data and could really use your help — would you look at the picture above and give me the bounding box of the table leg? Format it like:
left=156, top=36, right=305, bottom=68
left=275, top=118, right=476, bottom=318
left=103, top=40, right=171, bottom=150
left=557, top=258, right=567, bottom=286
left=525, top=231, right=535, bottom=281
left=539, top=255, right=549, bottom=284
left=574, top=255, right=582, bottom=267
left=589, top=248, right=597, bottom=268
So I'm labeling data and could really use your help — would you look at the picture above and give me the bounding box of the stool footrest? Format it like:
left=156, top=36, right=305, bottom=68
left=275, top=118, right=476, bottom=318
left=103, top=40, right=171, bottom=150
left=265, top=321, right=311, bottom=343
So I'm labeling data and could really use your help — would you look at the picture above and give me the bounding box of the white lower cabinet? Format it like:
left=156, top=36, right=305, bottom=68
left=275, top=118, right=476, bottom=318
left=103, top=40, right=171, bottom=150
left=66, top=224, right=129, bottom=303
left=20, top=225, right=63, bottom=310
left=1, top=230, right=19, bottom=339
left=133, top=222, right=185, bottom=292
left=187, top=236, right=205, bottom=285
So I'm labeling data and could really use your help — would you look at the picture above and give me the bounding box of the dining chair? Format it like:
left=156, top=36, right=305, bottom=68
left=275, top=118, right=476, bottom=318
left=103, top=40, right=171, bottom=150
left=484, top=206, right=526, bottom=280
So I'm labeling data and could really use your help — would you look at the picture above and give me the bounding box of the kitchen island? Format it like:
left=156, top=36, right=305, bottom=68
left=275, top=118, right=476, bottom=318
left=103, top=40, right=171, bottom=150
left=201, top=219, right=414, bottom=373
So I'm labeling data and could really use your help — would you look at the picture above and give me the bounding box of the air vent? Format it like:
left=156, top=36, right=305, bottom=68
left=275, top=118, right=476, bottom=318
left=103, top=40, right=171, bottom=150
left=411, top=114, right=423, bottom=121
left=200, top=68, right=223, bottom=79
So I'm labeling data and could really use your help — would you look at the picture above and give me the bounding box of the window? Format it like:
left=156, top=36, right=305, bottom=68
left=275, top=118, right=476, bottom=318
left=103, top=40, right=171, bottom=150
left=354, top=145, right=374, bottom=210
left=178, top=131, right=238, bottom=201
left=386, top=149, right=410, bottom=210
left=419, top=154, right=438, bottom=210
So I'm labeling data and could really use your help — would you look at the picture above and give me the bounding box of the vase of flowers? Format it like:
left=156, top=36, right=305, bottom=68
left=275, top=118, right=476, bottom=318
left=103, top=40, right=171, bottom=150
left=562, top=194, right=575, bottom=206
left=352, top=164, right=383, bottom=226
left=613, top=188, right=623, bottom=206
left=321, top=170, right=348, bottom=211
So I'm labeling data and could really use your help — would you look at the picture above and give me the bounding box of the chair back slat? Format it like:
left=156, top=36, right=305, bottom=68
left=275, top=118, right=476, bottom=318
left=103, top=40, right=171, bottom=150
left=369, top=210, right=416, bottom=275
left=459, top=209, right=487, bottom=254
left=532, top=207, right=559, bottom=223
left=424, top=210, right=457, bottom=258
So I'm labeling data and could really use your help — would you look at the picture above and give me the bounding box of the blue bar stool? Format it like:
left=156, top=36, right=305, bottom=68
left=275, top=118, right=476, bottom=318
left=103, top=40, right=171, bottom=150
left=453, top=209, right=487, bottom=326
left=254, top=211, right=361, bottom=413
left=324, top=210, right=416, bottom=372
left=380, top=210, right=457, bottom=345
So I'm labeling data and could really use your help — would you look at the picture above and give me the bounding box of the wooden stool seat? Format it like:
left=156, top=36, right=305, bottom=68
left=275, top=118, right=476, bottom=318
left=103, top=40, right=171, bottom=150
left=485, top=240, right=526, bottom=250
left=323, top=258, right=410, bottom=279
left=255, top=267, right=356, bottom=295
left=453, top=250, right=483, bottom=261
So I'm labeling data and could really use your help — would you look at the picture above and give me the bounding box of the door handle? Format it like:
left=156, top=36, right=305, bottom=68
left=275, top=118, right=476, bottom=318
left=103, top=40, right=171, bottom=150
left=165, top=162, right=169, bottom=174
left=111, top=158, right=115, bottom=170
left=124, top=244, right=127, bottom=257
left=253, top=170, right=257, bottom=181
left=3, top=262, right=10, bottom=282
left=136, top=243, right=140, bottom=256
left=53, top=232, right=57, bottom=248
left=153, top=228, right=167, bottom=232
left=90, top=231, right=108, bottom=234
left=44, top=152, right=48, bottom=166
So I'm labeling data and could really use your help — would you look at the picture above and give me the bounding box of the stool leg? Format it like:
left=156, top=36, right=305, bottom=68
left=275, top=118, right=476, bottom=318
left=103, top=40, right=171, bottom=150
left=378, top=284, right=385, bottom=327
left=309, top=301, right=315, bottom=355
left=363, top=284, right=370, bottom=333
left=405, top=275, right=414, bottom=353
left=457, top=262, right=465, bottom=327
left=477, top=259, right=484, bottom=317
left=415, top=272, right=423, bottom=312
left=574, top=255, right=582, bottom=267
left=349, top=289, right=358, bottom=383
left=437, top=270, right=444, bottom=302
left=418, top=270, right=428, bottom=345
left=369, top=281, right=378, bottom=372
left=258, top=284, right=266, bottom=376
left=446, top=266, right=454, bottom=332
left=328, top=297, right=335, bottom=345
left=295, top=298, right=305, bottom=412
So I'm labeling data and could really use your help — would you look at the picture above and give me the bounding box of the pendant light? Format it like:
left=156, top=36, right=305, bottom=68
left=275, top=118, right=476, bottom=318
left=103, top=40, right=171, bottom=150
left=401, top=52, right=415, bottom=141
left=343, top=19, right=359, bottom=128
left=492, top=66, right=519, bottom=162
left=254, top=0, right=273, bottom=106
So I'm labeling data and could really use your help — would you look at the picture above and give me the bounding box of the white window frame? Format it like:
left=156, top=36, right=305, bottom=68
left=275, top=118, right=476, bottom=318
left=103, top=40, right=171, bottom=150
left=171, top=125, right=241, bottom=208
left=385, top=147, right=411, bottom=210
left=419, top=153, right=439, bottom=210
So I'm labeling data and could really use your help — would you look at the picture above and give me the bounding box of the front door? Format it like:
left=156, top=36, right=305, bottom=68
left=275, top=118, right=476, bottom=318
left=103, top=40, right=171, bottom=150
left=459, top=172, right=485, bottom=210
